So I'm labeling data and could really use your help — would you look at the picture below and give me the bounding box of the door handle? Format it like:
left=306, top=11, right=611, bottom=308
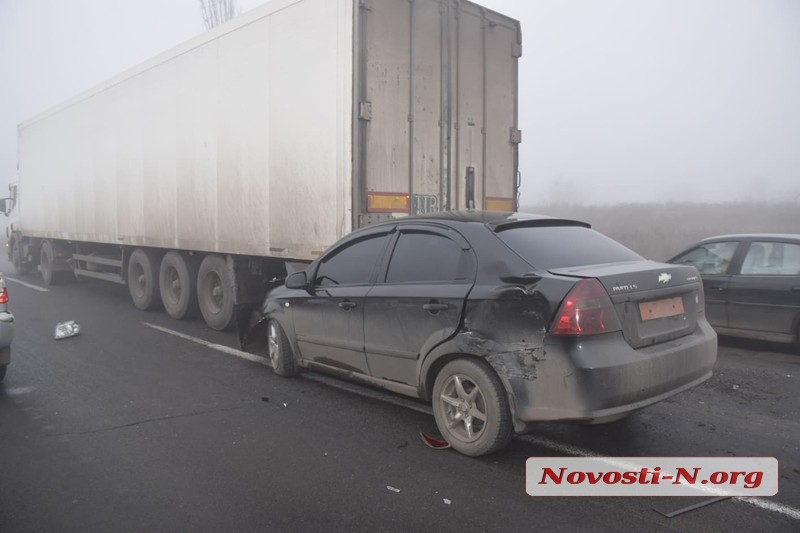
left=338, top=300, right=356, bottom=310
left=423, top=302, right=450, bottom=312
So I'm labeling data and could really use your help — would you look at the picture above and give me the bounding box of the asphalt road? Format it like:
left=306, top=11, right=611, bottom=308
left=1, top=260, right=798, bottom=532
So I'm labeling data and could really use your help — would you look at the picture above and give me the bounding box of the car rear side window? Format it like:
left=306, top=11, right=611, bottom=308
left=672, top=241, right=738, bottom=275
left=315, top=234, right=389, bottom=286
left=741, top=241, right=800, bottom=275
left=385, top=232, right=472, bottom=283
left=495, top=226, right=642, bottom=269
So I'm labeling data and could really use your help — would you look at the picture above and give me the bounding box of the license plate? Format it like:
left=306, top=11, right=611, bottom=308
left=639, top=296, right=685, bottom=321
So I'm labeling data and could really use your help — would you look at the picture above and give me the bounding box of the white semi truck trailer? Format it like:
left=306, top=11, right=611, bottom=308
left=4, top=0, right=521, bottom=331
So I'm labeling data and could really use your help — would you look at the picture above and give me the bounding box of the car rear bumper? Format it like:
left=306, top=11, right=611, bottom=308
left=0, top=311, right=13, bottom=365
left=507, top=320, right=717, bottom=429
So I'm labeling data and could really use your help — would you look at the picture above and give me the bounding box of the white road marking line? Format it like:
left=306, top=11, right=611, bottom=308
left=142, top=322, right=271, bottom=367
left=142, top=321, right=800, bottom=521
left=522, top=435, right=800, bottom=521
left=4, top=386, right=36, bottom=396
left=5, top=276, right=49, bottom=292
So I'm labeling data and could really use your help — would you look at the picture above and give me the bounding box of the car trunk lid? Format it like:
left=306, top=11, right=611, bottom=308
left=549, top=262, right=703, bottom=349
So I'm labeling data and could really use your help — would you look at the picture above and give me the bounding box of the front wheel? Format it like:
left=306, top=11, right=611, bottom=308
left=10, top=240, right=29, bottom=275
left=267, top=320, right=299, bottom=377
left=432, top=358, right=513, bottom=456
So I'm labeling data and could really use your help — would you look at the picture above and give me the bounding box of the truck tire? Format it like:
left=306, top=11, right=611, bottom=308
left=39, top=240, right=60, bottom=285
left=11, top=240, right=29, bottom=275
left=159, top=251, right=198, bottom=320
left=197, top=254, right=235, bottom=331
left=127, top=248, right=162, bottom=310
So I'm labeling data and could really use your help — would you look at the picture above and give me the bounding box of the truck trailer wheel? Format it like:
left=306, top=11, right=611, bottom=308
left=128, top=248, right=162, bottom=310
left=159, top=251, right=198, bottom=320
left=197, top=254, right=235, bottom=331
left=39, top=240, right=61, bottom=285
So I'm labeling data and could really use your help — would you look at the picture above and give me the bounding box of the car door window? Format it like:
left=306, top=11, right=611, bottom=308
left=384, top=232, right=473, bottom=283
left=672, top=241, right=738, bottom=275
left=741, top=242, right=800, bottom=275
left=315, top=234, right=389, bottom=286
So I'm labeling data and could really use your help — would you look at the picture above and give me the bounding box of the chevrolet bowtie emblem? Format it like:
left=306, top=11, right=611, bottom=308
left=658, top=273, right=672, bottom=284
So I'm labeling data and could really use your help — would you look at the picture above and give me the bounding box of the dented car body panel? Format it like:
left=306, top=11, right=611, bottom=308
left=246, top=211, right=718, bottom=436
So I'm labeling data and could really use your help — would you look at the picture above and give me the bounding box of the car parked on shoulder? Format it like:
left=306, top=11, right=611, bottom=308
left=243, top=211, right=718, bottom=456
left=0, top=274, right=14, bottom=382
left=669, top=234, right=800, bottom=348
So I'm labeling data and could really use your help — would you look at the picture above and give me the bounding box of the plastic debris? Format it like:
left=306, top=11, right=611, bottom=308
left=443, top=498, right=452, bottom=505
left=282, top=402, right=288, bottom=407
left=420, top=432, right=451, bottom=450
left=732, top=384, right=740, bottom=391
left=386, top=486, right=401, bottom=493
left=54, top=321, right=80, bottom=340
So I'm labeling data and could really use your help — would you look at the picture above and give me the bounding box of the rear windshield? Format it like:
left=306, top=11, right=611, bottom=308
left=495, top=225, right=643, bottom=269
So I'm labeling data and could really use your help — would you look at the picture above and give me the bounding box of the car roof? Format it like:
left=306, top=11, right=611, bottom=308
left=700, top=233, right=800, bottom=242
left=370, top=210, right=590, bottom=230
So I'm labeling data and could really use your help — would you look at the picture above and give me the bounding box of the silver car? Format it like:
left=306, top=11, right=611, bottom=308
left=0, top=274, right=14, bottom=382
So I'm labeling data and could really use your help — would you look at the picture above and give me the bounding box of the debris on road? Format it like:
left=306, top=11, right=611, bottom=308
left=443, top=498, right=452, bottom=505
left=54, top=321, right=80, bottom=340
left=420, top=432, right=451, bottom=450
left=653, top=497, right=730, bottom=518
left=386, top=486, right=401, bottom=493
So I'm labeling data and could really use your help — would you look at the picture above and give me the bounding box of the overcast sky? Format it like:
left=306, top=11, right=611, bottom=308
left=1, top=0, right=798, bottom=205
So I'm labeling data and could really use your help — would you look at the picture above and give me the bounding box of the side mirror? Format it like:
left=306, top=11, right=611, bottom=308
left=285, top=271, right=308, bottom=290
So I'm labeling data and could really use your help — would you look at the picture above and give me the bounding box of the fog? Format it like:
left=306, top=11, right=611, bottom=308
left=1, top=0, right=798, bottom=205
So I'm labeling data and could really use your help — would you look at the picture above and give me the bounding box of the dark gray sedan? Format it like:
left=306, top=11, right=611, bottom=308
left=670, top=234, right=800, bottom=348
left=244, top=212, right=717, bottom=456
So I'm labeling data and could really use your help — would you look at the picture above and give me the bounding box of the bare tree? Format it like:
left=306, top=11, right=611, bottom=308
left=200, top=0, right=239, bottom=31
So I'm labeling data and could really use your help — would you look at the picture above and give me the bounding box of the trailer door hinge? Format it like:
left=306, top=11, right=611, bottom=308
left=510, top=128, right=522, bottom=144
left=359, top=101, right=372, bottom=121
left=512, top=42, right=522, bottom=58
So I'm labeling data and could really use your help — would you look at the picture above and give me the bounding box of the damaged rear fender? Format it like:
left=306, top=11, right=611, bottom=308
left=418, top=329, right=548, bottom=434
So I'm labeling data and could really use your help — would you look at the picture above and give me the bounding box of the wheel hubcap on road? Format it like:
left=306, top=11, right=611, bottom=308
left=439, top=374, right=488, bottom=442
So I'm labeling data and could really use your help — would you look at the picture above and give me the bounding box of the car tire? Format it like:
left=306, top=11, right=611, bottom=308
left=127, top=248, right=162, bottom=310
left=432, top=358, right=512, bottom=456
left=197, top=254, right=235, bottom=331
left=267, top=319, right=299, bottom=377
left=159, top=251, right=198, bottom=320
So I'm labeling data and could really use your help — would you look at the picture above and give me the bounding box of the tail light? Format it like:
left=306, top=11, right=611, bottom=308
left=550, top=279, right=621, bottom=336
left=0, top=288, right=8, bottom=304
